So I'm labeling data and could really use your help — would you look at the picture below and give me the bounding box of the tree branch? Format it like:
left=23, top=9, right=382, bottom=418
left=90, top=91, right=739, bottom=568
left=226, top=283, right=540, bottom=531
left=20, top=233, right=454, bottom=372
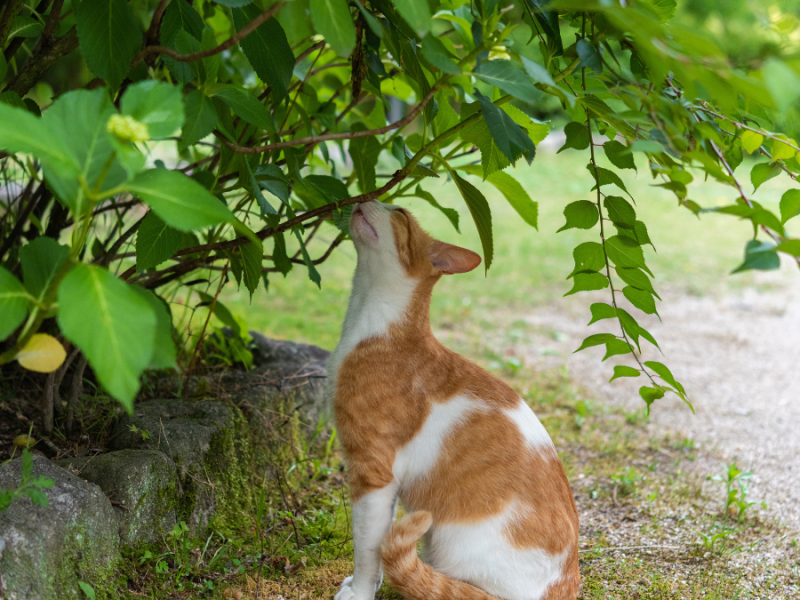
left=6, top=26, right=79, bottom=97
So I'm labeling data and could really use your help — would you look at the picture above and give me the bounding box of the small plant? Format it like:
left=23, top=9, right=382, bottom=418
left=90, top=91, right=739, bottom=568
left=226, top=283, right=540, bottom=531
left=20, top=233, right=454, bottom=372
left=610, top=467, right=644, bottom=497
left=0, top=435, right=55, bottom=512
left=127, top=424, right=150, bottom=442
left=698, top=527, right=733, bottom=554
left=573, top=400, right=591, bottom=429
left=711, top=463, right=757, bottom=522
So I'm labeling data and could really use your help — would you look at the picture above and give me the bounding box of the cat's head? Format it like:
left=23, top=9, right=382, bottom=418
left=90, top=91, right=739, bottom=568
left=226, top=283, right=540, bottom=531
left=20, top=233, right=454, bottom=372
left=349, top=200, right=481, bottom=280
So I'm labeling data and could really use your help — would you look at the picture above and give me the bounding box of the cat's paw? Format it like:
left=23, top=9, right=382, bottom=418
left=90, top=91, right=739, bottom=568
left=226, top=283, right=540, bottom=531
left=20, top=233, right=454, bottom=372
left=334, top=576, right=357, bottom=600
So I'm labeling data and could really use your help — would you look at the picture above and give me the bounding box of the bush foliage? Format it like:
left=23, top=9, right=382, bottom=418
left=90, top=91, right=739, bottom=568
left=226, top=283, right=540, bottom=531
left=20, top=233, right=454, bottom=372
left=1, top=0, right=799, bottom=418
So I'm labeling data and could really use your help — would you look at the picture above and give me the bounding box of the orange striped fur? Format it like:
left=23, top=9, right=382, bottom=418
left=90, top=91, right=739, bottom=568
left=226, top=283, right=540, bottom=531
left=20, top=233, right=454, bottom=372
left=330, top=201, right=579, bottom=600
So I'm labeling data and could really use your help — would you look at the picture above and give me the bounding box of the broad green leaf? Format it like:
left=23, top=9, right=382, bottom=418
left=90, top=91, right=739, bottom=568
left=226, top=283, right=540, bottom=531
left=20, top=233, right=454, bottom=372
left=181, top=90, right=217, bottom=149
left=200, top=27, right=220, bottom=84
left=78, top=581, right=97, bottom=600
left=414, top=185, right=460, bottom=232
left=163, top=29, right=197, bottom=84
left=131, top=288, right=177, bottom=370
left=293, top=230, right=321, bottom=288
left=604, top=196, right=636, bottom=227
left=0, top=103, right=76, bottom=180
left=568, top=242, right=605, bottom=278
left=136, top=212, right=181, bottom=271
left=122, top=81, right=184, bottom=140
left=350, top=127, right=381, bottom=193
left=75, top=0, right=142, bottom=88
left=457, top=168, right=538, bottom=229
left=574, top=333, right=616, bottom=353
left=770, top=137, right=797, bottom=161
left=9, top=15, right=43, bottom=38
left=421, top=35, right=461, bottom=75
left=310, top=0, right=356, bottom=58
left=558, top=121, right=590, bottom=153
left=740, top=130, right=764, bottom=154
left=751, top=162, right=782, bottom=193
left=161, top=0, right=204, bottom=42
left=616, top=267, right=660, bottom=299
left=603, top=339, right=632, bottom=361
left=212, top=87, right=276, bottom=134
left=19, top=237, right=69, bottom=301
left=576, top=39, right=602, bottom=74
left=126, top=169, right=235, bottom=232
left=255, top=164, right=291, bottom=204
left=57, top=264, right=157, bottom=410
left=616, top=220, right=654, bottom=249
left=213, top=0, right=254, bottom=7
left=779, top=189, right=800, bottom=224
left=16, top=334, right=65, bottom=373
left=605, top=236, right=652, bottom=275
left=644, top=0, right=677, bottom=23
left=603, top=141, right=636, bottom=171
left=0, top=267, right=30, bottom=341
left=616, top=307, right=646, bottom=351
left=627, top=140, right=664, bottom=154
left=299, top=174, right=351, bottom=208
left=460, top=106, right=510, bottom=178
left=644, top=361, right=685, bottom=395
left=587, top=164, right=631, bottom=198
left=731, top=240, right=780, bottom=273
left=520, top=56, right=556, bottom=87
left=392, top=0, right=431, bottom=37
left=241, top=240, right=263, bottom=297
left=762, top=59, right=800, bottom=114
left=639, top=385, right=665, bottom=411
left=271, top=232, right=292, bottom=276
left=775, top=240, right=800, bottom=256
left=232, top=6, right=295, bottom=101
left=557, top=200, right=598, bottom=232
left=474, top=60, right=539, bottom=101
left=474, top=90, right=535, bottom=165
left=564, top=272, right=608, bottom=296
left=750, top=209, right=784, bottom=235
left=527, top=0, right=563, bottom=56
left=610, top=365, right=641, bottom=382
left=245, top=157, right=277, bottom=216
left=622, top=286, right=658, bottom=315
left=452, top=172, right=493, bottom=272
left=588, top=303, right=616, bottom=325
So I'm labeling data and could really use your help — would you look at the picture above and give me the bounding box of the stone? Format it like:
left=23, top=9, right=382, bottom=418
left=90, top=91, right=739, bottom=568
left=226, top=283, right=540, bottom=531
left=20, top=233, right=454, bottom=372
left=0, top=455, right=119, bottom=600
left=57, top=450, right=177, bottom=547
left=109, top=400, right=253, bottom=533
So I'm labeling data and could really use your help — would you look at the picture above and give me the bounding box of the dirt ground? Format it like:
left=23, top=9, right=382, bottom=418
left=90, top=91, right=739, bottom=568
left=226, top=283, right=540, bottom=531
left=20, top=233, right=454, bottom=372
left=520, top=266, right=800, bottom=535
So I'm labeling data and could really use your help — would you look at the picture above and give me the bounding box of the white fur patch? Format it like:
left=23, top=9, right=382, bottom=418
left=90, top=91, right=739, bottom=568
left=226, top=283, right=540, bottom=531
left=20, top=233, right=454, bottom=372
left=424, top=502, right=568, bottom=600
left=504, top=400, right=554, bottom=451
left=393, top=395, right=481, bottom=484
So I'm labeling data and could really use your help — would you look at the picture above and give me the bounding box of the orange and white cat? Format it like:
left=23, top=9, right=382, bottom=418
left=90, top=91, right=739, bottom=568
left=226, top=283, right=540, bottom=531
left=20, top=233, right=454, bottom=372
left=329, top=200, right=580, bottom=600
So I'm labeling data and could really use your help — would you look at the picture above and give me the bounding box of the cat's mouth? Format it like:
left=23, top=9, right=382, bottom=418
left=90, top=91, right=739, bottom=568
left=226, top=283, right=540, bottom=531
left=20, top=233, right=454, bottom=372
left=352, top=204, right=379, bottom=243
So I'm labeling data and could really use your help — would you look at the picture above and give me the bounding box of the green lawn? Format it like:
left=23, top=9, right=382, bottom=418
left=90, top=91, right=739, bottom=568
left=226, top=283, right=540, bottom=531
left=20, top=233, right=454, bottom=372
left=214, top=150, right=790, bottom=351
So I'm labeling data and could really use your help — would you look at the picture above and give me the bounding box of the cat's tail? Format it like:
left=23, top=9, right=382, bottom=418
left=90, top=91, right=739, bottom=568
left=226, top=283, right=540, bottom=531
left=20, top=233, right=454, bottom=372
left=380, top=511, right=503, bottom=600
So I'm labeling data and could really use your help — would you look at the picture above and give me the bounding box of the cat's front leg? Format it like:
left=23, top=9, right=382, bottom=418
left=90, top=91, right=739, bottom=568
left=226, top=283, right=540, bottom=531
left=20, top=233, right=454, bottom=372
left=336, top=483, right=399, bottom=600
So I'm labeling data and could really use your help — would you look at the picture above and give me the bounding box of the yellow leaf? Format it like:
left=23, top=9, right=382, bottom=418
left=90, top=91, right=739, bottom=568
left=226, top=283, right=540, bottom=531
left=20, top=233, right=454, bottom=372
left=13, top=434, right=35, bottom=448
left=16, top=333, right=66, bottom=373
left=740, top=130, right=764, bottom=154
left=771, top=136, right=797, bottom=161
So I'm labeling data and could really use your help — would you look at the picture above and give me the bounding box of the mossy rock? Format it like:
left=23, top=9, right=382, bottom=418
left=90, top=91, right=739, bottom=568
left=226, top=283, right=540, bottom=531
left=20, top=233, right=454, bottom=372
left=0, top=455, right=120, bottom=600
left=109, top=400, right=254, bottom=534
left=57, top=450, right=177, bottom=547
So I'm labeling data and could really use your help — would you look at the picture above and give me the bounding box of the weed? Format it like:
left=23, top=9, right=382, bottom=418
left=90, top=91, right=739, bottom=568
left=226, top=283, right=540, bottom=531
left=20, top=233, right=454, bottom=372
left=698, top=527, right=733, bottom=555
left=711, top=463, right=757, bottom=522
left=0, top=446, right=55, bottom=511
left=610, top=467, right=644, bottom=497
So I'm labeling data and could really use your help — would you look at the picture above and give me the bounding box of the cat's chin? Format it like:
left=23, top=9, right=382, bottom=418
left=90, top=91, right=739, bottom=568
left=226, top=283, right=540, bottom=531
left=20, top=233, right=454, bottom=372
left=351, top=205, right=379, bottom=244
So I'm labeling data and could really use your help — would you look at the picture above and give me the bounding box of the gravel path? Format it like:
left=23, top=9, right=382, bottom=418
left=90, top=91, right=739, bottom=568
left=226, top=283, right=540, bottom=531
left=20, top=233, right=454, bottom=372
left=521, top=268, right=800, bottom=533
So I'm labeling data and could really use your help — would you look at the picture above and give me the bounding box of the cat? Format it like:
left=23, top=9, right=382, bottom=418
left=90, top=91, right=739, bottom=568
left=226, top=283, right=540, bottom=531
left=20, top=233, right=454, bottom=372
left=328, top=200, right=580, bottom=600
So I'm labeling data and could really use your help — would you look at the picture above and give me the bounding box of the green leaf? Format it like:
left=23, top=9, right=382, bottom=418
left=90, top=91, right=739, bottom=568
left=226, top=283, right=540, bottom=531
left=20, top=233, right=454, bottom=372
left=57, top=264, right=157, bottom=410
left=212, top=87, right=276, bottom=134
left=414, top=185, right=460, bottom=232
left=474, top=90, right=535, bottom=164
left=213, top=0, right=254, bottom=7
left=310, top=0, right=356, bottom=58
left=474, top=60, right=540, bottom=101
left=750, top=162, right=781, bottom=193
left=460, top=107, right=510, bottom=178
left=484, top=171, right=538, bottom=229
left=181, top=90, right=217, bottom=149
left=603, top=141, right=636, bottom=171
left=161, top=0, right=204, bottom=43
left=557, top=200, right=598, bottom=232
left=603, top=339, right=632, bottom=361
left=610, top=365, right=641, bottom=382
left=775, top=240, right=800, bottom=256
left=616, top=267, right=660, bottom=299
left=605, top=236, right=652, bottom=275
left=644, top=361, right=685, bottom=395
left=639, top=385, right=665, bottom=411
left=75, top=0, right=142, bottom=89
left=588, top=303, right=616, bottom=325
left=421, top=35, right=461, bottom=75
left=121, top=81, right=184, bottom=140
left=271, top=232, right=292, bottom=276
left=392, top=0, right=431, bottom=37
left=232, top=5, right=295, bottom=102
left=558, top=121, right=590, bottom=153
left=452, top=172, right=493, bottom=272
left=241, top=240, right=263, bottom=297
left=622, top=286, right=658, bottom=316
left=520, top=56, right=556, bottom=87
left=350, top=128, right=381, bottom=193
left=163, top=29, right=197, bottom=84
left=587, top=164, right=631, bottom=198
left=568, top=242, right=605, bottom=278
left=627, top=140, right=664, bottom=154
left=644, top=0, right=677, bottom=23
left=526, top=0, right=563, bottom=56
left=576, top=39, right=602, bottom=75
left=0, top=103, right=76, bottom=179
left=293, top=230, right=321, bottom=288
left=749, top=209, right=784, bottom=234
left=0, top=267, right=29, bottom=342
left=131, top=287, right=177, bottom=370
left=200, top=27, right=221, bottom=84
left=564, top=272, right=608, bottom=296
left=136, top=212, right=181, bottom=272
left=731, top=240, right=780, bottom=274
left=126, top=169, right=235, bottom=232
left=740, top=130, right=764, bottom=154
left=10, top=15, right=43, bottom=38
left=574, top=333, right=616, bottom=353
left=603, top=196, right=636, bottom=227
left=19, top=238, right=69, bottom=301
left=762, top=59, right=800, bottom=114
left=78, top=581, right=97, bottom=600
left=779, top=189, right=800, bottom=224
left=245, top=157, right=277, bottom=216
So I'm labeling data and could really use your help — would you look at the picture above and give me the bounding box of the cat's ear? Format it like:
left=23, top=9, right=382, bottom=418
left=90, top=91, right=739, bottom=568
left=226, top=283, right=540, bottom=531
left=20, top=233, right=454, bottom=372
left=429, top=240, right=482, bottom=274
